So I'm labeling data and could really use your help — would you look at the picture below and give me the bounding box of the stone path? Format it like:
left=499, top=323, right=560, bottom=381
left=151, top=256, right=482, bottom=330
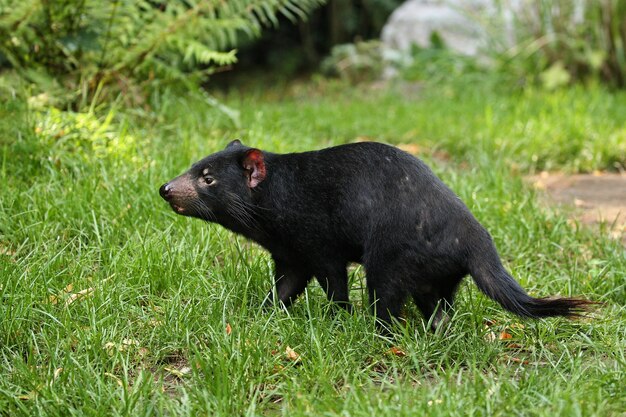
left=529, top=172, right=626, bottom=245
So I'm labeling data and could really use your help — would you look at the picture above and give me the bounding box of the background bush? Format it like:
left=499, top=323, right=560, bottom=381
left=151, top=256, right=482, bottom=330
left=215, top=0, right=402, bottom=81
left=0, top=0, right=324, bottom=107
left=494, top=0, right=626, bottom=89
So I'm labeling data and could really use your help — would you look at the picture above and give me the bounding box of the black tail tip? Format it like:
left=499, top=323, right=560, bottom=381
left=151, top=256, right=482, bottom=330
left=526, top=297, right=599, bottom=319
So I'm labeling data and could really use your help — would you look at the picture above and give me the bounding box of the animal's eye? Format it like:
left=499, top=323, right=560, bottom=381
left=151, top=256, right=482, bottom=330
left=203, top=175, right=215, bottom=185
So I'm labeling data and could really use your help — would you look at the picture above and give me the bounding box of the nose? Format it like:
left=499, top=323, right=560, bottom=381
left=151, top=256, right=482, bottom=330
left=159, top=183, right=172, bottom=201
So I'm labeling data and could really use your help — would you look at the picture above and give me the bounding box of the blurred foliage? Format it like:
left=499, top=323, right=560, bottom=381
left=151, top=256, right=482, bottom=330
left=0, top=86, right=131, bottom=181
left=320, top=40, right=384, bottom=83
left=34, top=106, right=135, bottom=168
left=228, top=0, right=402, bottom=78
left=0, top=89, right=43, bottom=179
left=318, top=34, right=488, bottom=86
left=0, top=0, right=324, bottom=108
left=315, top=0, right=626, bottom=91
left=394, top=33, right=489, bottom=86
left=495, top=0, right=626, bottom=89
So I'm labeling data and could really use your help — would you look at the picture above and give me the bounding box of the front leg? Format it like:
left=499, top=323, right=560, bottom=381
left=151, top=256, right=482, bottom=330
left=263, top=258, right=312, bottom=309
left=314, top=262, right=352, bottom=312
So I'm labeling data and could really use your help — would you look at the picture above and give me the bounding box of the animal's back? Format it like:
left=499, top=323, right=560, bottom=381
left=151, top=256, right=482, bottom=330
left=265, top=142, right=477, bottom=266
left=273, top=141, right=462, bottom=222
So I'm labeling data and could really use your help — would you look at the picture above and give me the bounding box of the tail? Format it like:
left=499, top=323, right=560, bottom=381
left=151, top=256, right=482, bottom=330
left=467, top=239, right=595, bottom=318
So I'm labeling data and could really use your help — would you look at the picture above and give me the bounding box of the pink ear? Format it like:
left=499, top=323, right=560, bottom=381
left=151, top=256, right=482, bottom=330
left=241, top=149, right=266, bottom=188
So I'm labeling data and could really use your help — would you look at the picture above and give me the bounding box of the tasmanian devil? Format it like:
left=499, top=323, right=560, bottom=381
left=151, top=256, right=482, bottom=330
left=159, top=140, right=593, bottom=330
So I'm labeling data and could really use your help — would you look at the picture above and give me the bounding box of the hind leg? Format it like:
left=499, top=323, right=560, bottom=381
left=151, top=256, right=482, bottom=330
left=413, top=280, right=460, bottom=331
left=368, top=285, right=406, bottom=329
left=364, top=262, right=410, bottom=331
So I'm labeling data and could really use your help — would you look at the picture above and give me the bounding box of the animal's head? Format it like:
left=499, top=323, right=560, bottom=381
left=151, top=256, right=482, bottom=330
left=159, top=140, right=266, bottom=222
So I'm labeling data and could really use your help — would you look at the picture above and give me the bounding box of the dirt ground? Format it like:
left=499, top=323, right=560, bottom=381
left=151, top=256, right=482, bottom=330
left=529, top=172, right=626, bottom=245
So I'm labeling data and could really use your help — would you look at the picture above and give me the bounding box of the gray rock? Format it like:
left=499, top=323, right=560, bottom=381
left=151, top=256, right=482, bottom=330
left=381, top=0, right=505, bottom=58
left=381, top=0, right=587, bottom=60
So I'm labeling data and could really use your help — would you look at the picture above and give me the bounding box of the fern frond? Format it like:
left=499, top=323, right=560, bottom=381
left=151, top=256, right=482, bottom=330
left=0, top=0, right=326, bottom=107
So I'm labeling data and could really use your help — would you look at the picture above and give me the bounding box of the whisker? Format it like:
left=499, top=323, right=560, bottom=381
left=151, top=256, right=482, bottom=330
left=191, top=199, right=215, bottom=222
left=225, top=191, right=262, bottom=232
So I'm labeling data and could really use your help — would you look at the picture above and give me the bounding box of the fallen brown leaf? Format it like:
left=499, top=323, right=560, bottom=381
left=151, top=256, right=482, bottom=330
left=506, top=343, right=523, bottom=349
left=285, top=346, right=300, bottom=362
left=225, top=323, right=232, bottom=335
left=504, top=355, right=530, bottom=365
left=498, top=331, right=513, bottom=340
left=386, top=346, right=407, bottom=357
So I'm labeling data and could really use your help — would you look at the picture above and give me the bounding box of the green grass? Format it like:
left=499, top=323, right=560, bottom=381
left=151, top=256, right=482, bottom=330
left=1, top=80, right=625, bottom=416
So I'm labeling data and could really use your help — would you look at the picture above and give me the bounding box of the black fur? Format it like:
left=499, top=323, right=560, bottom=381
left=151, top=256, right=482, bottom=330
left=159, top=141, right=594, bottom=330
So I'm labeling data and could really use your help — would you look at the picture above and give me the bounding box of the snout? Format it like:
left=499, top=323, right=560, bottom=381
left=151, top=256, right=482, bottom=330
left=159, top=183, right=172, bottom=201
left=160, top=182, right=183, bottom=214
left=159, top=177, right=197, bottom=215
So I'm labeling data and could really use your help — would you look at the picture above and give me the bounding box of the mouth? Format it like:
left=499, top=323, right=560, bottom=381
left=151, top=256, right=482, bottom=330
left=170, top=203, right=185, bottom=214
